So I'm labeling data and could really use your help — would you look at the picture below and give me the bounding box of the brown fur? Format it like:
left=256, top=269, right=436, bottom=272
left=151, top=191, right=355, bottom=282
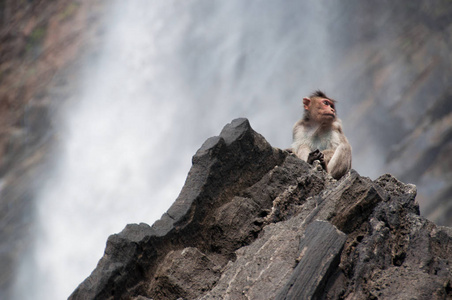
left=292, top=91, right=352, bottom=179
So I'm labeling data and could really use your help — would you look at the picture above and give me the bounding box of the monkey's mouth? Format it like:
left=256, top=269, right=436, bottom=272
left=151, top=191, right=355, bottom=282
left=323, top=113, right=335, bottom=118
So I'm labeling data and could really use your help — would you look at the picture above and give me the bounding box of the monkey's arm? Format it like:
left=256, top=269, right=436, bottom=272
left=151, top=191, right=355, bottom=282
left=293, top=144, right=311, bottom=161
left=327, top=143, right=352, bottom=179
left=294, top=143, right=327, bottom=170
left=292, top=121, right=311, bottom=161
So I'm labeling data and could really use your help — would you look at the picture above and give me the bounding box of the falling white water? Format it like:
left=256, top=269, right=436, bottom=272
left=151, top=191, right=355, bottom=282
left=13, top=1, right=339, bottom=299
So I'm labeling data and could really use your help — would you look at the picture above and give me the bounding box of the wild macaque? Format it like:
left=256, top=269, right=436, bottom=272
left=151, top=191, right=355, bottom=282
left=291, top=90, right=352, bottom=179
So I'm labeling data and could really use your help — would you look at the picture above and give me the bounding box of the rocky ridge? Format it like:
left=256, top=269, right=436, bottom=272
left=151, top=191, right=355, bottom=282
left=70, top=119, right=452, bottom=300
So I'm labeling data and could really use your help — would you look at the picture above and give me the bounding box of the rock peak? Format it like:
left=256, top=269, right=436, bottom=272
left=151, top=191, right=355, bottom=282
left=70, top=118, right=452, bottom=300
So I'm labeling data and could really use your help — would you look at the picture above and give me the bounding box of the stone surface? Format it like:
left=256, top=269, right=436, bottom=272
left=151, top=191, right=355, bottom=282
left=70, top=118, right=287, bottom=299
left=70, top=118, right=452, bottom=300
left=151, top=247, right=221, bottom=299
left=275, top=221, right=347, bottom=300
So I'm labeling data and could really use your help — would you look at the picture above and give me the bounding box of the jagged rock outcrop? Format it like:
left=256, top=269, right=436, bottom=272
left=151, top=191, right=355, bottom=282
left=70, top=118, right=452, bottom=300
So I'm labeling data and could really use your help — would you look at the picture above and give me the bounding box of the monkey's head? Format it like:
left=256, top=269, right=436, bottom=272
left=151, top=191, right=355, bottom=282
left=302, top=90, right=336, bottom=125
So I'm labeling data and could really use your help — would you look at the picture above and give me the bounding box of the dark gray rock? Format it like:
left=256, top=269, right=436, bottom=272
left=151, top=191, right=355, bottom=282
left=151, top=247, right=221, bottom=299
left=70, top=119, right=452, bottom=300
left=275, top=221, right=347, bottom=300
left=70, top=118, right=286, bottom=299
left=199, top=167, right=388, bottom=300
left=334, top=175, right=451, bottom=299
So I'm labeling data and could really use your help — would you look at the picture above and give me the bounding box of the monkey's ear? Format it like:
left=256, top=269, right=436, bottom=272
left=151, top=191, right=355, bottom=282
left=303, top=97, right=311, bottom=110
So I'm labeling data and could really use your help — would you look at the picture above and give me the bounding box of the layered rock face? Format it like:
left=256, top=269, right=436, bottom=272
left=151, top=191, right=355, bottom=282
left=71, top=118, right=452, bottom=300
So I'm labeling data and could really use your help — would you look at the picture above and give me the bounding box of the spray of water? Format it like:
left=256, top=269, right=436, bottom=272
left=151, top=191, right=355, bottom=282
left=13, top=1, right=341, bottom=299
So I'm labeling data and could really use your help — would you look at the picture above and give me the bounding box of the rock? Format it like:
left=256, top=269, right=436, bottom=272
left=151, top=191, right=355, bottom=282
left=70, top=118, right=286, bottom=299
left=150, top=247, right=221, bottom=299
left=275, top=221, right=347, bottom=300
left=70, top=119, right=452, bottom=300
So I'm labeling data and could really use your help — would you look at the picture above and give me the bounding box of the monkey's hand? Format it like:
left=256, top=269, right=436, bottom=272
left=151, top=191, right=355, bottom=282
left=307, top=149, right=323, bottom=164
left=307, top=149, right=327, bottom=171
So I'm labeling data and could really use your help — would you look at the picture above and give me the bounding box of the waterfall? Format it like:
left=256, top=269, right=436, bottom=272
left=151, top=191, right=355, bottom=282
left=13, top=1, right=338, bottom=299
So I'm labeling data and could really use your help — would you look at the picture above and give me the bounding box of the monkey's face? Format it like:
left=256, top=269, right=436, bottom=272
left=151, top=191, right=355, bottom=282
left=307, top=97, right=336, bottom=124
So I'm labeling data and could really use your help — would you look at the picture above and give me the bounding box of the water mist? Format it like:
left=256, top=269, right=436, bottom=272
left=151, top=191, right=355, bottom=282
left=13, top=1, right=338, bottom=299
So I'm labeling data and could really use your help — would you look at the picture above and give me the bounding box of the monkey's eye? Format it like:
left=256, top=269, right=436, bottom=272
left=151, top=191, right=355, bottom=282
left=323, top=100, right=335, bottom=109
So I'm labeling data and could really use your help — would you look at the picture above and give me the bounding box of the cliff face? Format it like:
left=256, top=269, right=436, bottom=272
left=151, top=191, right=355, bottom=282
left=0, top=1, right=105, bottom=296
left=70, top=119, right=452, bottom=300
left=330, top=1, right=452, bottom=226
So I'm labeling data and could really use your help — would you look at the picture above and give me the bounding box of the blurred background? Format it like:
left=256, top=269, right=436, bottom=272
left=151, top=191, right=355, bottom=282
left=0, top=0, right=451, bottom=299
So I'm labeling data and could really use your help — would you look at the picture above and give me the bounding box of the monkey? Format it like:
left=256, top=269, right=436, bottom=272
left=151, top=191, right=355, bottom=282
left=291, top=90, right=352, bottom=179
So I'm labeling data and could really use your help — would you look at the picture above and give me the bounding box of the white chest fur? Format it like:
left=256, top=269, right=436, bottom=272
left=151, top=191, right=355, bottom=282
left=293, top=125, right=341, bottom=152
